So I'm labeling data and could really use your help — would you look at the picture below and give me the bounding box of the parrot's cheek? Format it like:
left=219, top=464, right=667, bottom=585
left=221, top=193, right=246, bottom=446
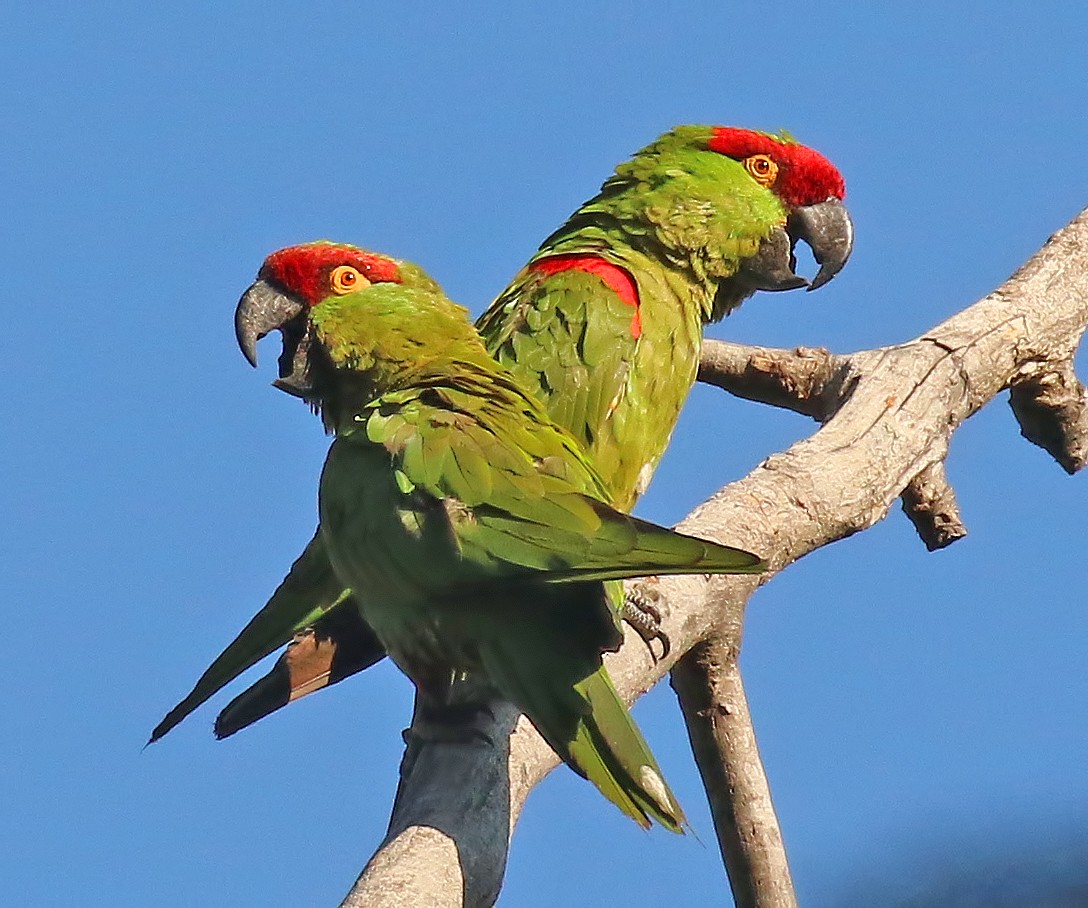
left=733, top=225, right=810, bottom=293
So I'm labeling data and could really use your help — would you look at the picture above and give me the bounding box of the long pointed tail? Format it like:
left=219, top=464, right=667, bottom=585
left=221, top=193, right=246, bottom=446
left=569, top=669, right=686, bottom=832
left=214, top=608, right=386, bottom=738
left=480, top=639, right=684, bottom=832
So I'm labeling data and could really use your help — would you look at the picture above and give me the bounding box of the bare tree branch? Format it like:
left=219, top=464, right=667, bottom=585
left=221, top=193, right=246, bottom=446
left=341, top=208, right=1088, bottom=908
left=671, top=633, right=798, bottom=908
left=1009, top=358, right=1088, bottom=473
left=900, top=460, right=968, bottom=551
left=697, top=341, right=843, bottom=420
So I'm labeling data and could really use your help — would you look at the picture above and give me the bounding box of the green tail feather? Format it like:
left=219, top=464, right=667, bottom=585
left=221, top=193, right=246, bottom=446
left=213, top=606, right=385, bottom=739
left=480, top=638, right=684, bottom=832
left=570, top=670, right=685, bottom=832
left=149, top=532, right=352, bottom=744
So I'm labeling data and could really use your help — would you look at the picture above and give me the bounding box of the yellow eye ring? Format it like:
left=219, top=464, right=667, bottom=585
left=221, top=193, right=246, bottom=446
left=744, top=154, right=779, bottom=188
left=330, top=265, right=369, bottom=295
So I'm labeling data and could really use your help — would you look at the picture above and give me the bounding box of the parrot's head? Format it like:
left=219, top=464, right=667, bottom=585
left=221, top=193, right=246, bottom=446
left=234, top=242, right=443, bottom=396
left=605, top=125, right=853, bottom=316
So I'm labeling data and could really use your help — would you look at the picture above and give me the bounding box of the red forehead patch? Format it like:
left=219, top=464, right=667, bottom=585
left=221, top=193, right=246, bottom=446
left=259, top=243, right=402, bottom=306
left=707, top=127, right=845, bottom=208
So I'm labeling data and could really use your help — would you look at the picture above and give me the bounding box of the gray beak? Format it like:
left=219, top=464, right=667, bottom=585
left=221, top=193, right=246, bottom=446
left=788, top=197, right=854, bottom=291
left=735, top=197, right=854, bottom=294
left=234, top=279, right=305, bottom=368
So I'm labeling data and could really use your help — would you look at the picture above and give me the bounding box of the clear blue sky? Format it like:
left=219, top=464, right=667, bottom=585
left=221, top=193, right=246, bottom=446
left=3, top=3, right=1086, bottom=905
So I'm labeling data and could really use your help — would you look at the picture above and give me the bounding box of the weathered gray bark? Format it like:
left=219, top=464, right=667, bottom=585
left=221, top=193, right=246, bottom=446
left=341, top=208, right=1088, bottom=908
left=672, top=633, right=798, bottom=908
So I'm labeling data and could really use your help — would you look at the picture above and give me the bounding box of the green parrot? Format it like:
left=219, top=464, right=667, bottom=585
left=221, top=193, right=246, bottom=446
left=152, top=124, right=851, bottom=740
left=479, top=125, right=851, bottom=507
left=164, top=242, right=769, bottom=829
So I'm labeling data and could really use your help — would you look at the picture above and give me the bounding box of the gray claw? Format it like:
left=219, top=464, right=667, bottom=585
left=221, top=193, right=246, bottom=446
left=623, top=584, right=671, bottom=662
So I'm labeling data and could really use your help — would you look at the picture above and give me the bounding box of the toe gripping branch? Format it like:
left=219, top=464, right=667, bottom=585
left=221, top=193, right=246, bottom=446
left=623, top=583, right=671, bottom=661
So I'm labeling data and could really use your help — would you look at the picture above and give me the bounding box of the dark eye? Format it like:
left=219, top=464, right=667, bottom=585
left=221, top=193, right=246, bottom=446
left=330, top=265, right=368, bottom=295
left=744, top=154, right=779, bottom=187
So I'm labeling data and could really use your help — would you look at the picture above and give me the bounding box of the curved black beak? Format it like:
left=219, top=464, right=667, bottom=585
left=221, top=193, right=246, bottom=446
left=234, top=279, right=304, bottom=367
left=734, top=197, right=854, bottom=294
left=788, top=197, right=854, bottom=291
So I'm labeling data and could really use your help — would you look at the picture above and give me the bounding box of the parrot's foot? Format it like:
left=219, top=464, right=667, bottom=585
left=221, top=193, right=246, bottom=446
left=624, top=582, right=671, bottom=662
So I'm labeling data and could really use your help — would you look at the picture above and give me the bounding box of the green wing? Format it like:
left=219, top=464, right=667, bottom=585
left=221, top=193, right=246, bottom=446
left=474, top=499, right=765, bottom=584
left=360, top=381, right=763, bottom=587
left=150, top=529, right=356, bottom=742
left=478, top=264, right=641, bottom=501
left=477, top=246, right=711, bottom=511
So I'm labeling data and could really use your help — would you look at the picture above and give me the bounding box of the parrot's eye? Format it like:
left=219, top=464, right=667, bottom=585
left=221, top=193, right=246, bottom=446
left=744, top=154, right=779, bottom=188
left=330, top=265, right=369, bottom=295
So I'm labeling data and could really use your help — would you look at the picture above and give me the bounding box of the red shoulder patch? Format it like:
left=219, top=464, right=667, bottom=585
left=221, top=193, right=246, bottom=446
left=530, top=255, right=642, bottom=339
